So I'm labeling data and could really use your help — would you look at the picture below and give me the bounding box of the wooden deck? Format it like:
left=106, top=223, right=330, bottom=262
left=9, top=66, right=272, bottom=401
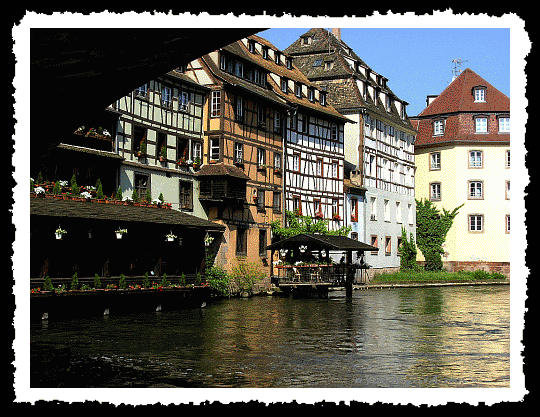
left=272, top=264, right=369, bottom=287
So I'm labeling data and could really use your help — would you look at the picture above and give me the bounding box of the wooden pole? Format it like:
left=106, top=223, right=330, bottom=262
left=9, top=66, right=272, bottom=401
left=345, top=249, right=353, bottom=297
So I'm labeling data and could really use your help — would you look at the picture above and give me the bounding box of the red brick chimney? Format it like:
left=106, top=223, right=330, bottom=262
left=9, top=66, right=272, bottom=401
left=332, top=28, right=341, bottom=41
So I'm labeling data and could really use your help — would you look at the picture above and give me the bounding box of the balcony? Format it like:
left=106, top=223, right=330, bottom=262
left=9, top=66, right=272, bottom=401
left=197, top=163, right=249, bottom=206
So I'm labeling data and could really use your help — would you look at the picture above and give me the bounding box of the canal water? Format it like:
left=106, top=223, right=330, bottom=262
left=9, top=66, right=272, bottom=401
left=30, top=285, right=510, bottom=389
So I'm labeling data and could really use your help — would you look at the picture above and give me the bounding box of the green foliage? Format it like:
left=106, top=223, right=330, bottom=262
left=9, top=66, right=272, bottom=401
left=145, top=190, right=152, bottom=203
left=230, top=261, right=265, bottom=296
left=43, top=275, right=53, bottom=291
left=415, top=199, right=463, bottom=271
left=131, top=189, right=139, bottom=202
left=179, top=272, right=186, bottom=286
left=206, top=265, right=231, bottom=296
left=397, top=227, right=420, bottom=271
left=36, top=171, right=43, bottom=184
left=161, top=273, right=170, bottom=287
left=270, top=210, right=352, bottom=239
left=115, top=187, right=123, bottom=201
left=93, top=273, right=102, bottom=289
left=372, top=269, right=507, bottom=283
left=30, top=178, right=35, bottom=192
left=142, top=272, right=150, bottom=288
left=158, top=193, right=165, bottom=204
left=52, top=180, right=61, bottom=195
left=70, top=174, right=79, bottom=196
left=119, top=273, right=127, bottom=289
left=70, top=272, right=79, bottom=291
left=96, top=183, right=104, bottom=199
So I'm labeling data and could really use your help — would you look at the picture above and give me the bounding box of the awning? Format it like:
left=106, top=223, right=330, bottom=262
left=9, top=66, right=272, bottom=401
left=266, top=233, right=379, bottom=252
left=30, top=197, right=225, bottom=232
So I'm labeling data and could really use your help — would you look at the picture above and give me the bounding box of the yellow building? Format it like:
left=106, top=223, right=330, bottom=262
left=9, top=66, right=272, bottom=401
left=411, top=69, right=510, bottom=276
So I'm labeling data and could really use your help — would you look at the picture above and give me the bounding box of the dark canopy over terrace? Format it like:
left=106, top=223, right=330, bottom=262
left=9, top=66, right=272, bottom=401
left=266, top=234, right=379, bottom=295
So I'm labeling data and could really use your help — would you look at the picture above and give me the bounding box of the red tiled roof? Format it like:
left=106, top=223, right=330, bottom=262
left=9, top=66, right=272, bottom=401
left=412, top=68, right=510, bottom=148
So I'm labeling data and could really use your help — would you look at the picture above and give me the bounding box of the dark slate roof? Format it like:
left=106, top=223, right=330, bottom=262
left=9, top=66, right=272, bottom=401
left=30, top=197, right=226, bottom=231
left=266, top=233, right=378, bottom=252
left=284, top=28, right=415, bottom=131
left=196, top=163, right=251, bottom=180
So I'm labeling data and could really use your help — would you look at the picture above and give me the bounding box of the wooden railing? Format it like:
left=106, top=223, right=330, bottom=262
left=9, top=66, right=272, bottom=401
left=273, top=264, right=369, bottom=286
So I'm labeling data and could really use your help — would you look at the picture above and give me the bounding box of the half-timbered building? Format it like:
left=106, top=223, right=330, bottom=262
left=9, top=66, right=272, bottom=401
left=285, top=28, right=417, bottom=277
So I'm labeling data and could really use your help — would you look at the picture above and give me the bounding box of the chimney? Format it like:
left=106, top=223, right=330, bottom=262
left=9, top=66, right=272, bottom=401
left=332, top=28, right=341, bottom=41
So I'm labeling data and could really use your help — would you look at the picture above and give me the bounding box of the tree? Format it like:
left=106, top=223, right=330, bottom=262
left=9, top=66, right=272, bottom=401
left=415, top=199, right=463, bottom=271
left=270, top=210, right=351, bottom=239
left=397, top=227, right=419, bottom=271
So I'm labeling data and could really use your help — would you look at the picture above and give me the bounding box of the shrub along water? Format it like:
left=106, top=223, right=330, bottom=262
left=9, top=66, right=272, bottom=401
left=372, top=269, right=506, bottom=284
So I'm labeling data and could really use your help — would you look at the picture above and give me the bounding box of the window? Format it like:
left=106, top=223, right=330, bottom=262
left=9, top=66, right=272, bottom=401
left=332, top=160, right=338, bottom=178
left=499, top=116, right=510, bottom=132
left=430, top=152, right=441, bottom=170
left=469, top=214, right=484, bottom=232
left=192, top=141, right=202, bottom=161
left=257, top=189, right=265, bottom=211
left=396, top=201, right=402, bottom=223
left=286, top=57, right=292, bottom=69
left=506, top=150, right=510, bottom=168
left=324, top=61, right=334, bottom=70
left=351, top=232, right=358, bottom=241
left=134, top=173, right=150, bottom=201
left=235, top=96, right=243, bottom=121
left=234, top=61, right=243, bottom=77
left=179, top=91, right=189, bottom=111
left=257, top=148, right=266, bottom=167
left=234, top=142, right=243, bottom=164
left=316, top=158, right=323, bottom=177
left=292, top=153, right=300, bottom=172
left=331, top=124, right=338, bottom=141
left=220, top=54, right=227, bottom=70
left=506, top=180, right=510, bottom=200
left=469, top=180, right=483, bottom=199
left=294, top=83, right=302, bottom=98
left=408, top=204, right=413, bottom=225
left=257, top=105, right=266, bottom=125
left=210, top=137, right=220, bottom=160
left=474, top=87, right=486, bottom=102
left=385, top=237, right=392, bottom=256
left=370, top=235, right=378, bottom=255
left=211, top=91, right=221, bottom=117
left=430, top=182, right=441, bottom=201
left=274, top=51, right=281, bottom=65
left=506, top=214, right=510, bottom=233
left=370, top=197, right=377, bottom=221
left=332, top=199, right=339, bottom=217
left=301, top=36, right=312, bottom=46
left=273, top=153, right=281, bottom=170
left=274, top=112, right=282, bottom=133
left=280, top=78, right=288, bottom=93
left=179, top=181, right=193, bottom=210
left=161, top=85, right=172, bottom=107
left=133, top=125, right=147, bottom=155
left=135, top=83, right=148, bottom=98
left=236, top=227, right=247, bottom=255
left=308, top=88, right=315, bottom=102
left=248, top=39, right=255, bottom=53
left=350, top=198, right=358, bottom=222
left=314, top=199, right=321, bottom=216
left=293, top=196, right=301, bottom=215
left=469, top=150, right=483, bottom=168
left=475, top=117, right=488, bottom=133
left=298, top=114, right=308, bottom=133
left=384, top=199, right=390, bottom=221
left=433, top=119, right=445, bottom=135
left=273, top=192, right=281, bottom=212
left=262, top=46, right=268, bottom=59
left=259, top=229, right=267, bottom=256
left=157, top=132, right=166, bottom=160
left=320, top=92, right=327, bottom=106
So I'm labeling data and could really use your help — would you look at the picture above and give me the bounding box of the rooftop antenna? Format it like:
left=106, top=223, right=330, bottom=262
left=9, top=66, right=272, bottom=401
left=451, top=58, right=469, bottom=81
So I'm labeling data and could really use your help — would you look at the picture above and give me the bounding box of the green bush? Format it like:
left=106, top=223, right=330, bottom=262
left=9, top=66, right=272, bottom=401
left=161, top=273, right=170, bottom=287
left=93, top=273, right=102, bottom=289
left=43, top=275, right=53, bottom=291
left=142, top=272, right=150, bottom=288
left=205, top=265, right=231, bottom=297
left=230, top=261, right=265, bottom=296
left=119, top=273, right=127, bottom=289
left=70, top=272, right=79, bottom=291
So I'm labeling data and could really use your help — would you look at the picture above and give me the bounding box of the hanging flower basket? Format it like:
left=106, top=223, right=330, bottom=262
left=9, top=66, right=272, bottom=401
left=204, top=234, right=214, bottom=247
left=166, top=232, right=177, bottom=242
left=55, top=227, right=67, bottom=240
left=115, top=229, right=128, bottom=239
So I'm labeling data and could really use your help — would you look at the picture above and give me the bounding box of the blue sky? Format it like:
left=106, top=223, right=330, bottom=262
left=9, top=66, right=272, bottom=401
left=260, top=28, right=510, bottom=117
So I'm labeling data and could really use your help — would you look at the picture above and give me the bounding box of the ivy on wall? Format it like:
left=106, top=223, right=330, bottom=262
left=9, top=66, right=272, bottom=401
left=397, top=227, right=419, bottom=271
left=415, top=199, right=463, bottom=271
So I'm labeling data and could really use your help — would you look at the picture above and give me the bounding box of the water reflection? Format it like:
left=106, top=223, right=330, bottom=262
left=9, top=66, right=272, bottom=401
left=30, top=286, right=509, bottom=388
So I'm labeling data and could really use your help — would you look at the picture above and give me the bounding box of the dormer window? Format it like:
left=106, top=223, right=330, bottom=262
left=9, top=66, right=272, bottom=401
left=473, top=86, right=487, bottom=102
left=301, top=36, right=312, bottom=46
left=280, top=77, right=288, bottom=93
left=294, top=82, right=302, bottom=98
left=433, top=119, right=445, bottom=136
left=248, top=39, right=255, bottom=53
left=274, top=51, right=281, bottom=65
left=262, top=46, right=269, bottom=60
left=286, top=57, right=293, bottom=69
left=324, top=60, right=334, bottom=70
left=307, top=88, right=315, bottom=102
left=320, top=91, right=327, bottom=106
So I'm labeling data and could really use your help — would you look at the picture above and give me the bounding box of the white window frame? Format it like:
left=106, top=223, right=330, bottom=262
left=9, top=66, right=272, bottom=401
left=499, top=117, right=510, bottom=132
left=475, top=117, right=488, bottom=133
left=469, top=180, right=483, bottom=199
left=430, top=182, right=441, bottom=201
left=161, top=85, right=172, bottom=107
left=210, top=137, right=220, bottom=160
left=469, top=214, right=484, bottom=232
left=433, top=119, right=445, bottom=136
left=234, top=142, right=243, bottom=164
left=474, top=88, right=486, bottom=102
left=211, top=91, right=221, bottom=117
left=469, top=150, right=483, bottom=168
left=430, top=152, right=441, bottom=170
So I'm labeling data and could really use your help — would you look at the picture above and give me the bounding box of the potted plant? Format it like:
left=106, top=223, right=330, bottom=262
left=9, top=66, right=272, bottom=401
left=55, top=226, right=67, bottom=240
left=74, top=126, right=85, bottom=135
left=166, top=232, right=177, bottom=242
left=122, top=195, right=133, bottom=205
left=137, top=138, right=147, bottom=157
left=332, top=213, right=342, bottom=221
left=159, top=145, right=167, bottom=162
left=204, top=234, right=214, bottom=247
left=314, top=211, right=324, bottom=220
left=193, top=157, right=201, bottom=169
left=115, top=228, right=128, bottom=239
left=351, top=214, right=358, bottom=222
